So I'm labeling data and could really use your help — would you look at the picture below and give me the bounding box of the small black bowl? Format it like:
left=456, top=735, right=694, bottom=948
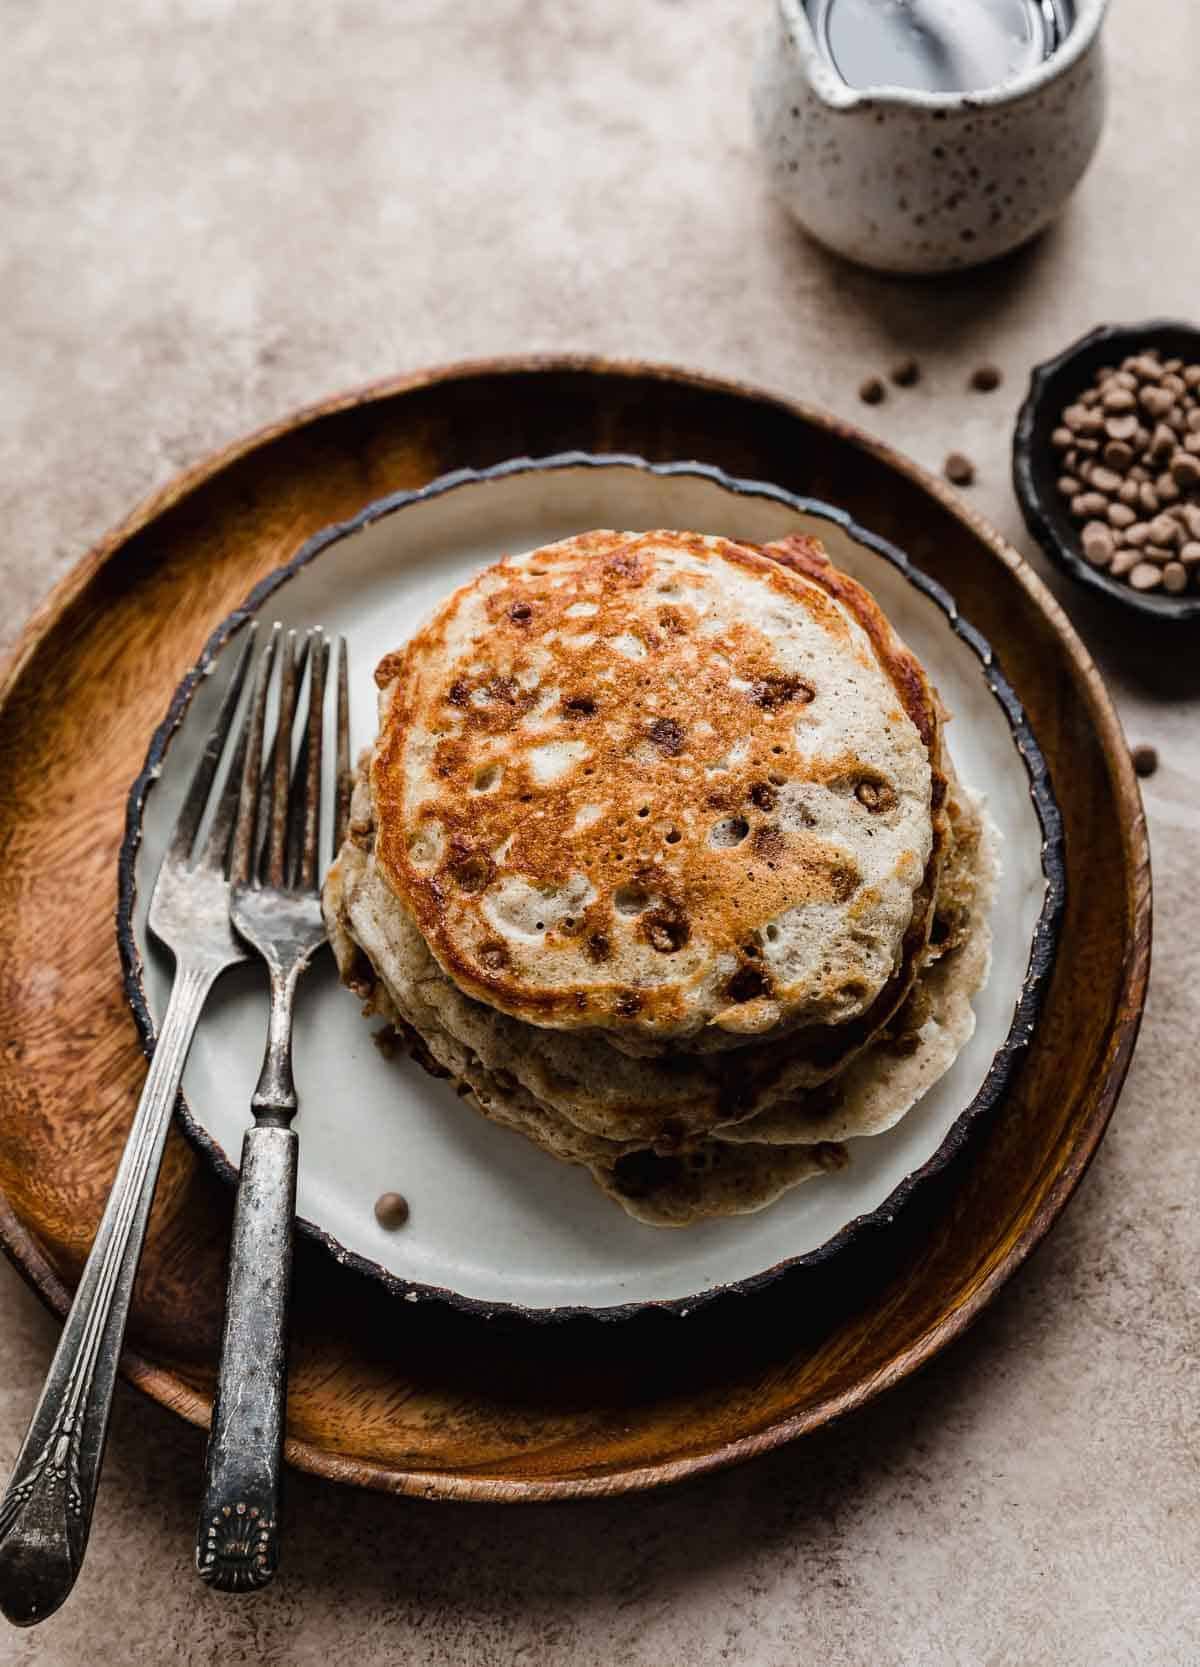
left=1014, top=320, right=1200, bottom=623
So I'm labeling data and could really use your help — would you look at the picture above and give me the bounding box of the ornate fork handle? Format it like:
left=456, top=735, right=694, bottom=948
left=197, top=963, right=301, bottom=1593
left=0, top=961, right=219, bottom=1627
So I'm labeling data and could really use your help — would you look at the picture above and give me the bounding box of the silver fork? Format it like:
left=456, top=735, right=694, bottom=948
left=196, top=624, right=349, bottom=1594
left=0, top=623, right=260, bottom=1628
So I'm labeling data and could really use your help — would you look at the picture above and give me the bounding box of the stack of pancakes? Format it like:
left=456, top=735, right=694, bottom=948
left=323, top=529, right=993, bottom=1226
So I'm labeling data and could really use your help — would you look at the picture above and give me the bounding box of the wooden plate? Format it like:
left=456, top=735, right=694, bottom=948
left=0, top=358, right=1149, bottom=1499
left=121, top=455, right=1062, bottom=1316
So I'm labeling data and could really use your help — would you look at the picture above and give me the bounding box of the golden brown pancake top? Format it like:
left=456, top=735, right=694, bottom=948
left=370, top=529, right=943, bottom=1045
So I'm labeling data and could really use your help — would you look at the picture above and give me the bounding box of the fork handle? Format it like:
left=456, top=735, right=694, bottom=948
left=0, top=961, right=218, bottom=1627
left=196, top=1120, right=296, bottom=1592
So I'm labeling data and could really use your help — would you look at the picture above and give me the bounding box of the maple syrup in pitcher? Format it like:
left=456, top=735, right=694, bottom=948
left=805, top=0, right=1075, bottom=93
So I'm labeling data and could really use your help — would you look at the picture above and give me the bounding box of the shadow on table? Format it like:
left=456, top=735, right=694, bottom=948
left=1037, top=567, right=1200, bottom=705
left=769, top=207, right=1066, bottom=359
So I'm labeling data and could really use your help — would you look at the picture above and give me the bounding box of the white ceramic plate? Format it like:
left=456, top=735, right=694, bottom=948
left=121, top=456, right=1062, bottom=1317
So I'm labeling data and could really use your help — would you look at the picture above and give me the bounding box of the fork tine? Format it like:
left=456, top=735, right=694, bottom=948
left=284, top=741, right=307, bottom=889
left=167, top=624, right=258, bottom=866
left=259, top=631, right=311, bottom=885
left=279, top=634, right=317, bottom=885
left=284, top=731, right=307, bottom=889
left=230, top=625, right=279, bottom=888
left=198, top=628, right=277, bottom=873
left=265, top=631, right=301, bottom=889
left=298, top=632, right=329, bottom=893
left=261, top=631, right=311, bottom=843
left=333, top=636, right=351, bottom=858
left=282, top=633, right=316, bottom=886
left=196, top=694, right=251, bottom=874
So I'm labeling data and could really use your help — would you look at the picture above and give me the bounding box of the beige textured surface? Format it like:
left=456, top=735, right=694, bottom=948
left=1, top=0, right=1197, bottom=1660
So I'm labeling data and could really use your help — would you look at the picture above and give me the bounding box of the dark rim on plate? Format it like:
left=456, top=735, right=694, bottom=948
left=1013, top=318, right=1200, bottom=623
left=117, top=453, right=1066, bottom=1323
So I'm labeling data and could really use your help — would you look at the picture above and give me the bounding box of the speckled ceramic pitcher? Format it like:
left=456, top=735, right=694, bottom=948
left=752, top=0, right=1109, bottom=274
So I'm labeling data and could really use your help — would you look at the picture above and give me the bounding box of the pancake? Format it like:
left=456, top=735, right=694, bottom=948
left=367, top=528, right=945, bottom=1055
left=713, top=803, right=992, bottom=1146
left=324, top=796, right=993, bottom=1226
left=325, top=760, right=986, bottom=1136
left=321, top=526, right=993, bottom=1227
left=590, top=1141, right=850, bottom=1228
left=593, top=830, right=991, bottom=1225
left=327, top=770, right=944, bottom=1143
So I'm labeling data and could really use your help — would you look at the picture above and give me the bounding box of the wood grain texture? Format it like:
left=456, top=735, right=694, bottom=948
left=0, top=359, right=1150, bottom=1500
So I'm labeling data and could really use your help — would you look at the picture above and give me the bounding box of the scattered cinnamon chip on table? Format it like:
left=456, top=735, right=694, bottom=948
left=944, top=452, right=976, bottom=486
left=859, top=376, right=886, bottom=405
left=970, top=364, right=1002, bottom=392
left=890, top=357, right=921, bottom=387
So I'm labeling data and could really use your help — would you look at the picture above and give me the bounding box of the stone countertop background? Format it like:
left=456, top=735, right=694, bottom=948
left=2, top=1, right=1197, bottom=1661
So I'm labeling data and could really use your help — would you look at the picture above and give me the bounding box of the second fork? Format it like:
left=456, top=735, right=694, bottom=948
left=196, top=624, right=348, bottom=1594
